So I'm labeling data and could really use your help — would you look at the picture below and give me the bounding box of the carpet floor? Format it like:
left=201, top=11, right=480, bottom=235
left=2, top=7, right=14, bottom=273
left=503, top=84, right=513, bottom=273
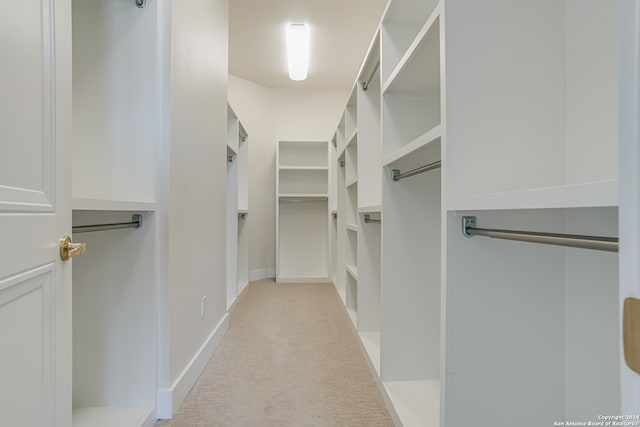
left=155, top=279, right=394, bottom=427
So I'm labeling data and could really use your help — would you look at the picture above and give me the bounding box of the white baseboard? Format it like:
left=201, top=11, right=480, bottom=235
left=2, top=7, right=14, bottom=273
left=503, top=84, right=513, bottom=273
left=249, top=268, right=275, bottom=281
left=156, top=313, right=230, bottom=419
left=276, top=276, right=332, bottom=284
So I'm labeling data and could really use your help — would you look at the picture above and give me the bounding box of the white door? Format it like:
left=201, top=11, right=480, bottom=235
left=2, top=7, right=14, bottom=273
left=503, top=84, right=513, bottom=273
left=0, top=1, right=73, bottom=426
left=620, top=0, right=640, bottom=415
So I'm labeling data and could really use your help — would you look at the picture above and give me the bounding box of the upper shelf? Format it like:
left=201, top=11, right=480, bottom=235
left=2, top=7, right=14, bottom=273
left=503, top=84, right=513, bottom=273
left=383, top=7, right=440, bottom=95
left=382, top=1, right=441, bottom=90
left=446, top=180, right=619, bottom=211
left=72, top=197, right=156, bottom=212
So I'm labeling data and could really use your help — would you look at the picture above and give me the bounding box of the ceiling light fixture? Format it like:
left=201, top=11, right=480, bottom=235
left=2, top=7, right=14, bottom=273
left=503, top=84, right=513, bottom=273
left=286, top=23, right=309, bottom=81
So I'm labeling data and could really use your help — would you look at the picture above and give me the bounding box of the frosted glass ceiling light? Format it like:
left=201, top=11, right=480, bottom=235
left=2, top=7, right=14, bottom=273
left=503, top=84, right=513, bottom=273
left=287, top=23, right=309, bottom=81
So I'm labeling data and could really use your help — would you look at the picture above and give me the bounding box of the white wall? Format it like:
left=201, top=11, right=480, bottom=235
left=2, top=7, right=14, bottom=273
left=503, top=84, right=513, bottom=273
left=228, top=75, right=348, bottom=277
left=157, top=0, right=229, bottom=417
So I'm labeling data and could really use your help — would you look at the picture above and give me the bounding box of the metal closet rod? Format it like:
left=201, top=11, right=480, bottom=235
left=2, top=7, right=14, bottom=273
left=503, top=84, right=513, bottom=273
left=364, top=214, right=381, bottom=224
left=392, top=160, right=441, bottom=182
left=73, top=215, right=142, bottom=234
left=462, top=216, right=618, bottom=252
left=361, top=61, right=380, bottom=91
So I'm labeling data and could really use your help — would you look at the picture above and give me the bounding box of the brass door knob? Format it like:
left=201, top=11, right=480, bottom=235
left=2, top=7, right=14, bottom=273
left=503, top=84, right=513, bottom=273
left=59, top=235, right=86, bottom=261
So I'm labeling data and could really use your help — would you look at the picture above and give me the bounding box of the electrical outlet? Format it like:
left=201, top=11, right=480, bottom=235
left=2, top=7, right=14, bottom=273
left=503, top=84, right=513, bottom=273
left=200, top=296, right=206, bottom=319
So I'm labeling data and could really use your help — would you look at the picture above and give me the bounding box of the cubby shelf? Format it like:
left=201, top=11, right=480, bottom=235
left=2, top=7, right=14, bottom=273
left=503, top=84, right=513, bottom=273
left=346, top=178, right=358, bottom=188
left=382, top=5, right=441, bottom=95
left=359, top=332, right=381, bottom=375
left=383, top=125, right=441, bottom=168
left=383, top=380, right=440, bottom=427
left=346, top=224, right=359, bottom=232
left=72, top=407, right=155, bottom=427
left=346, top=308, right=358, bottom=327
left=279, top=194, right=329, bottom=199
left=346, top=129, right=358, bottom=148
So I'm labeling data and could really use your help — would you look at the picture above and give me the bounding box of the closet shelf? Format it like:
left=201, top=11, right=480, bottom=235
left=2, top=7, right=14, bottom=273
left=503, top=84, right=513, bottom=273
left=382, top=4, right=441, bottom=95
left=359, top=331, right=381, bottom=375
left=73, top=407, right=154, bottom=427
left=383, top=380, right=440, bottom=427
left=278, top=166, right=329, bottom=171
left=346, top=129, right=358, bottom=148
left=446, top=179, right=619, bottom=211
left=347, top=224, right=359, bottom=232
left=383, top=126, right=441, bottom=168
left=346, top=177, right=358, bottom=188
left=358, top=204, right=382, bottom=214
left=346, top=308, right=357, bottom=328
left=347, top=264, right=358, bottom=280
left=71, top=197, right=156, bottom=212
left=279, top=194, right=328, bottom=200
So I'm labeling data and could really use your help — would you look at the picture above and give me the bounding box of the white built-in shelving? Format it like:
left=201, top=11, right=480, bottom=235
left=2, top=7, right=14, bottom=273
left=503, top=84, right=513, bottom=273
left=227, top=106, right=250, bottom=309
left=329, top=0, right=625, bottom=425
left=70, top=0, right=159, bottom=425
left=276, top=141, right=331, bottom=283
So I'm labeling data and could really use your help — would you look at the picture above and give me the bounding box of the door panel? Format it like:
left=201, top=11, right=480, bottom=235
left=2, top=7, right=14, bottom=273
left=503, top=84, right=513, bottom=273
left=0, top=265, right=54, bottom=427
left=0, top=0, right=71, bottom=426
left=0, top=0, right=53, bottom=208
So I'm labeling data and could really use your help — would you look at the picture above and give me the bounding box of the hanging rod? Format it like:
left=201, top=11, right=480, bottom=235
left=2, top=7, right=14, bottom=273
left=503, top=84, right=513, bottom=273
left=361, top=61, right=380, bottom=91
left=392, top=160, right=441, bottom=182
left=364, top=214, right=380, bottom=224
left=73, top=215, right=142, bottom=234
left=462, top=216, right=618, bottom=252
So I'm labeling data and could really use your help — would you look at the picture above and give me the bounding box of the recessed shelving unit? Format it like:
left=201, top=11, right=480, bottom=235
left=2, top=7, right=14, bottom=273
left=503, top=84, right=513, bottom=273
left=276, top=141, right=331, bottom=283
left=70, top=0, right=159, bottom=424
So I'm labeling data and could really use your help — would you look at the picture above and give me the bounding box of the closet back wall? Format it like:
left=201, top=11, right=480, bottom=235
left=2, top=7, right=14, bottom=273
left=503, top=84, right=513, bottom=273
left=228, top=75, right=347, bottom=279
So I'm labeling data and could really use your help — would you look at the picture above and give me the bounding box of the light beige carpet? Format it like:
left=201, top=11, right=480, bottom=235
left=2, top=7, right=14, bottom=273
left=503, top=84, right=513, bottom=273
left=155, top=279, right=394, bottom=427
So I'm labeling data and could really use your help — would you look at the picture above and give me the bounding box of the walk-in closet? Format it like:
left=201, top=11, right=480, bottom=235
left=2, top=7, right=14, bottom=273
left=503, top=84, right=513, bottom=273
left=2, top=0, right=639, bottom=426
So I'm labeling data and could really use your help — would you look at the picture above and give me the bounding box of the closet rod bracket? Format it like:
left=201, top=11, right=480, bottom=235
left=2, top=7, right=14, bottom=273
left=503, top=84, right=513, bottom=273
left=364, top=214, right=381, bottom=224
left=132, top=214, right=142, bottom=228
left=462, top=216, right=476, bottom=237
left=135, top=0, right=146, bottom=8
left=228, top=155, right=235, bottom=163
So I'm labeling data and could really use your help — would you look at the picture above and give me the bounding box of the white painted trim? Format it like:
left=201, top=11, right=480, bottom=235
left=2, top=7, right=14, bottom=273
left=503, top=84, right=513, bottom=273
left=276, top=277, right=332, bottom=284
left=249, top=268, right=275, bottom=281
left=156, top=314, right=230, bottom=419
